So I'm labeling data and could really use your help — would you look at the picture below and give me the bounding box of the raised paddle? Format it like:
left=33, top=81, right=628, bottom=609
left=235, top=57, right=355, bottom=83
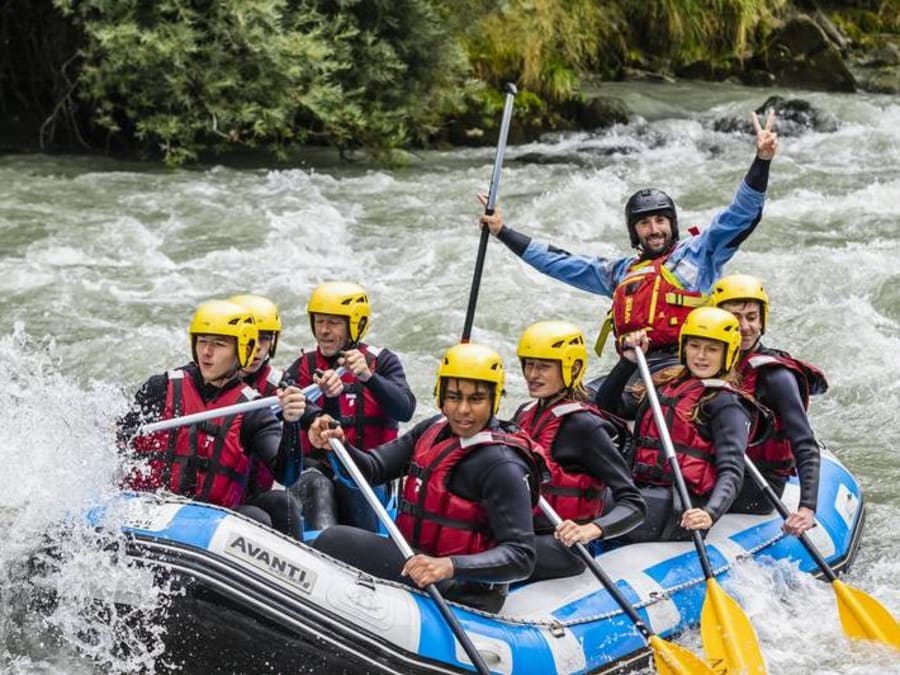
left=136, top=372, right=342, bottom=435
left=461, top=82, right=517, bottom=343
left=743, top=455, right=900, bottom=650
left=327, top=437, right=492, bottom=675
left=632, top=347, right=767, bottom=674
left=538, top=497, right=713, bottom=675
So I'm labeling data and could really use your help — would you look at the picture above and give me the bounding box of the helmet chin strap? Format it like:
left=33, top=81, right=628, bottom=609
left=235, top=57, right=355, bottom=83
left=743, top=336, right=762, bottom=355
left=539, top=390, right=567, bottom=408
left=224, top=361, right=242, bottom=382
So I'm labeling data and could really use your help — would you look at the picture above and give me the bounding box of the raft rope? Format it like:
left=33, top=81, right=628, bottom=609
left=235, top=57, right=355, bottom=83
left=121, top=494, right=787, bottom=630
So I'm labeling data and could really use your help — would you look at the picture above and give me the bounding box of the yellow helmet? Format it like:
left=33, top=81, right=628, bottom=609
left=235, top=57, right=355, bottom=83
left=678, top=307, right=742, bottom=374
left=434, top=343, right=505, bottom=415
left=229, top=294, right=282, bottom=358
left=306, top=281, right=371, bottom=343
left=189, top=300, right=259, bottom=369
left=710, top=274, right=769, bottom=334
left=517, top=320, right=588, bottom=389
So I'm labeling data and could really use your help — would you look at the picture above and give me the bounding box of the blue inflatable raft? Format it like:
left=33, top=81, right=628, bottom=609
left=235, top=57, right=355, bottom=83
left=89, top=449, right=863, bottom=674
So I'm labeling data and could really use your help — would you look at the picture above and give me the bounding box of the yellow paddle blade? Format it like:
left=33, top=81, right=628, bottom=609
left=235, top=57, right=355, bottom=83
left=700, top=579, right=767, bottom=674
left=648, top=634, right=715, bottom=675
left=833, top=579, right=900, bottom=650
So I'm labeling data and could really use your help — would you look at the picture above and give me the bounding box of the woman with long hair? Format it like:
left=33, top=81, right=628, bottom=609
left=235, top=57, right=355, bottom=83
left=513, top=321, right=645, bottom=580
left=602, top=307, right=763, bottom=542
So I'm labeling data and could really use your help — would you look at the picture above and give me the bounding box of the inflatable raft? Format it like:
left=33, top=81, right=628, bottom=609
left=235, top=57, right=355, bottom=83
left=88, top=448, right=863, bottom=674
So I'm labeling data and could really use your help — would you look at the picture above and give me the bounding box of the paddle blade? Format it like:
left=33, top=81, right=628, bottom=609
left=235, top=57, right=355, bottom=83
left=648, top=634, right=715, bottom=675
left=700, top=579, right=767, bottom=674
left=833, top=579, right=900, bottom=650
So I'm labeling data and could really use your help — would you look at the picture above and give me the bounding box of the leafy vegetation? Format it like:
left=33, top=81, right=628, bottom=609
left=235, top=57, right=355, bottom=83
left=47, top=0, right=473, bottom=163
left=0, top=0, right=895, bottom=164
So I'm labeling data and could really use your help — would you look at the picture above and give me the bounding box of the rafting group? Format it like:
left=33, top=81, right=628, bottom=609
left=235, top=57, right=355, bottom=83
left=118, top=102, right=899, bottom=673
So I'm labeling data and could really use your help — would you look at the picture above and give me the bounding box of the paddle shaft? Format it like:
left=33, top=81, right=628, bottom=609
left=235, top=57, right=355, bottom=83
left=327, top=438, right=491, bottom=675
left=538, top=497, right=655, bottom=640
left=743, top=455, right=838, bottom=582
left=136, top=371, right=341, bottom=435
left=461, top=82, right=517, bottom=343
left=633, top=348, right=715, bottom=579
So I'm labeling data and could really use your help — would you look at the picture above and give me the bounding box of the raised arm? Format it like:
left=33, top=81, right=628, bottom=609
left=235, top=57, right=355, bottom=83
left=476, top=193, right=627, bottom=297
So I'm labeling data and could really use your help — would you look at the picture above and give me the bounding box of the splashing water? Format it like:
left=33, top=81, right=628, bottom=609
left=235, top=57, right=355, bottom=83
left=0, top=324, right=176, bottom=673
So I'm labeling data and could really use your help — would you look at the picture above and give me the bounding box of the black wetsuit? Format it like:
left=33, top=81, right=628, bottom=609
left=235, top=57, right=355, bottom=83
left=118, top=364, right=316, bottom=537
left=730, top=354, right=821, bottom=514
left=312, top=416, right=536, bottom=612
left=598, top=363, right=750, bottom=542
left=527, top=406, right=646, bottom=581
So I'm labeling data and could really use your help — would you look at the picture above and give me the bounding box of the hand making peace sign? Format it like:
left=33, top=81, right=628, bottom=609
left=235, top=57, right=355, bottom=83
left=752, top=109, right=778, bottom=160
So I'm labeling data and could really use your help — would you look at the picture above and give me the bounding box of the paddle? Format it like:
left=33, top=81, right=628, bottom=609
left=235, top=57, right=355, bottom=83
left=327, top=437, right=492, bottom=675
left=136, top=373, right=340, bottom=435
left=461, top=82, right=517, bottom=343
left=631, top=347, right=767, bottom=674
left=743, top=455, right=900, bottom=650
left=537, top=497, right=713, bottom=675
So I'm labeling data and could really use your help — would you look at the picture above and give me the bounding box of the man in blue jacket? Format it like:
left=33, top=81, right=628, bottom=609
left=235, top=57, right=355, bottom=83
left=478, top=110, right=779, bottom=400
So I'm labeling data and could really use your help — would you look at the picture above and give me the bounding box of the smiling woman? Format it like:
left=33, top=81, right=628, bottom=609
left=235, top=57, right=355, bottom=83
left=682, top=337, right=727, bottom=379
left=602, top=307, right=758, bottom=544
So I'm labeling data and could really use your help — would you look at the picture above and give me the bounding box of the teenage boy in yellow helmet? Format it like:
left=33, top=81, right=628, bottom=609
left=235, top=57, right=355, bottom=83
left=307, top=343, right=540, bottom=612
left=285, top=281, right=415, bottom=531
left=228, top=293, right=308, bottom=535
left=230, top=293, right=285, bottom=395
left=712, top=274, right=828, bottom=535
left=119, top=299, right=308, bottom=538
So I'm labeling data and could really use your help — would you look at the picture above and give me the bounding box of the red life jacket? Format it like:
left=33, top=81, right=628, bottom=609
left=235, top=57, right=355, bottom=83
left=396, top=420, right=540, bottom=557
left=611, top=254, right=706, bottom=351
left=633, top=377, right=733, bottom=497
left=736, top=347, right=828, bottom=477
left=514, top=399, right=613, bottom=522
left=126, top=369, right=257, bottom=508
left=243, top=362, right=284, bottom=496
left=286, top=345, right=397, bottom=454
left=247, top=362, right=284, bottom=397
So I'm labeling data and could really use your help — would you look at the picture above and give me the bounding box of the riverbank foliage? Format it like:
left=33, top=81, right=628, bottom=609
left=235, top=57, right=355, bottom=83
left=0, top=0, right=896, bottom=164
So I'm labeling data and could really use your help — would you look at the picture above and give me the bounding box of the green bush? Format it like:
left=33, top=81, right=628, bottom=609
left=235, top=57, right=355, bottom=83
left=53, top=0, right=471, bottom=163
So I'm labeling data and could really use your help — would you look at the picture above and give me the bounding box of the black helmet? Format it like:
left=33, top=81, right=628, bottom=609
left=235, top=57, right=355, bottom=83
left=625, top=188, right=679, bottom=248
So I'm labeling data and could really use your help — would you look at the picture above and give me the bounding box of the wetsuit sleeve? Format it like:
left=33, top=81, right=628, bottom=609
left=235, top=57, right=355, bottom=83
left=744, top=156, right=771, bottom=193
left=554, top=413, right=646, bottom=539
left=593, top=358, right=639, bottom=418
left=758, top=367, right=820, bottom=511
left=241, top=407, right=285, bottom=468
left=298, top=399, right=324, bottom=430
left=496, top=225, right=532, bottom=256
left=338, top=417, right=437, bottom=485
left=701, top=391, right=750, bottom=522
left=117, top=374, right=168, bottom=446
left=449, top=447, right=536, bottom=583
left=267, top=400, right=325, bottom=487
left=365, top=349, right=416, bottom=422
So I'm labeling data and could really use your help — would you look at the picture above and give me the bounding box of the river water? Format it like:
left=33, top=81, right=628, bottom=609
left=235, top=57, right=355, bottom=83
left=1, top=81, right=898, bottom=674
